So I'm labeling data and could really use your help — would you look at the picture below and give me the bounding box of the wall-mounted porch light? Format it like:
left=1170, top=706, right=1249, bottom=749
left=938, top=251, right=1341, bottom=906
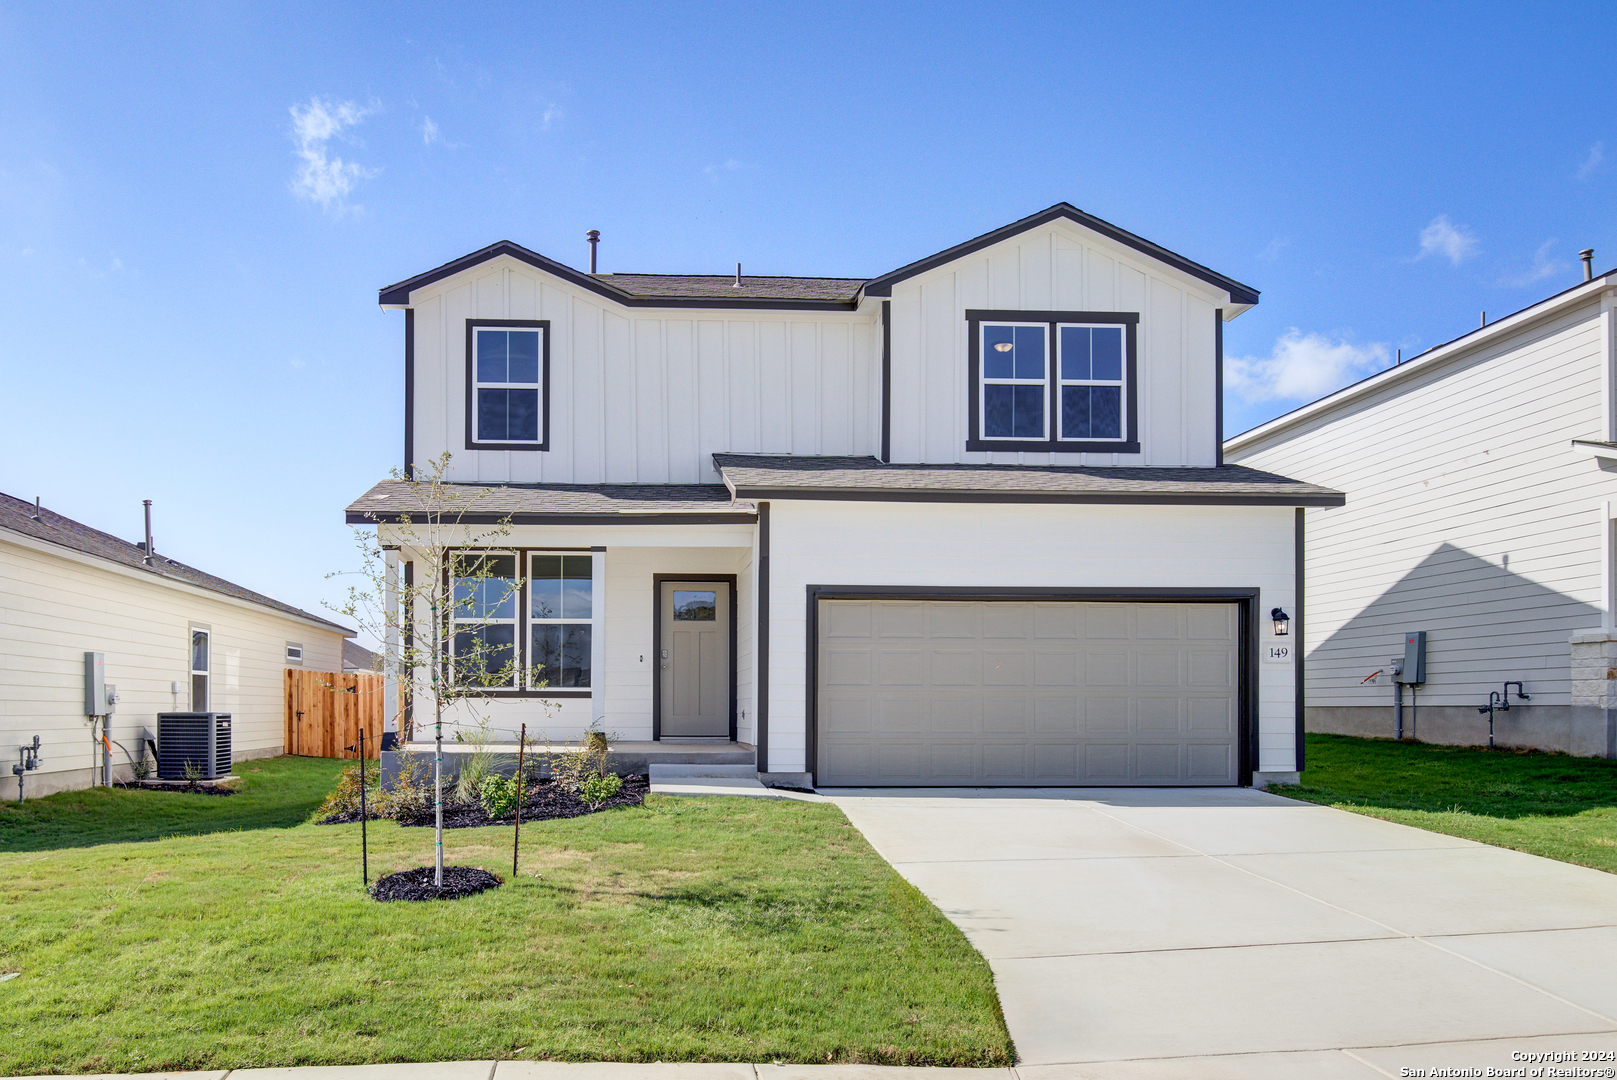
left=1271, top=607, right=1291, bottom=637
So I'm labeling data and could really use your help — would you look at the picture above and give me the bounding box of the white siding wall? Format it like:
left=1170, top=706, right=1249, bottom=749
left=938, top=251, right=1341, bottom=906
left=1229, top=298, right=1612, bottom=712
left=392, top=524, right=754, bottom=745
left=408, top=260, right=881, bottom=485
left=1, top=535, right=345, bottom=797
left=887, top=220, right=1226, bottom=468
left=763, top=501, right=1298, bottom=774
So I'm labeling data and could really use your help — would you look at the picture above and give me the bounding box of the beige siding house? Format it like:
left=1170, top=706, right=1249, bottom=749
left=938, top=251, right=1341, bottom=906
left=1226, top=266, right=1617, bottom=758
left=2, top=493, right=350, bottom=797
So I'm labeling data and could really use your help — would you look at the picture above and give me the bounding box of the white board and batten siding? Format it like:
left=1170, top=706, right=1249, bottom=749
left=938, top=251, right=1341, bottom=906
left=406, top=259, right=881, bottom=486
left=886, top=219, right=1227, bottom=468
left=1228, top=294, right=1614, bottom=713
left=1, top=531, right=345, bottom=797
left=762, top=500, right=1298, bottom=777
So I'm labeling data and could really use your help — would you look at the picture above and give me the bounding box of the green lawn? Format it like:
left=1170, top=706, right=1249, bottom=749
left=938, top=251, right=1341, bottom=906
left=1273, top=733, right=1617, bottom=873
left=0, top=757, right=1011, bottom=1075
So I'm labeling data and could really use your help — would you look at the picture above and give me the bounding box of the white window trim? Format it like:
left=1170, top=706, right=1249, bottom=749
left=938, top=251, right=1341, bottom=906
left=449, top=551, right=521, bottom=689
left=1056, top=322, right=1129, bottom=444
left=285, top=642, right=304, bottom=665
left=471, top=326, right=544, bottom=447
left=189, top=625, right=211, bottom=712
left=978, top=321, right=1050, bottom=443
left=528, top=551, right=594, bottom=690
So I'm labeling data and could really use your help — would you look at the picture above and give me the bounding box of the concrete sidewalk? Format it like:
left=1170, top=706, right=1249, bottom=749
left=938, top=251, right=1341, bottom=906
left=824, top=786, right=1617, bottom=1078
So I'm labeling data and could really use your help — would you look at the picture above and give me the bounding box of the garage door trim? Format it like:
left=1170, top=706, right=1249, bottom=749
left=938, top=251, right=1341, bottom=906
left=804, top=586, right=1260, bottom=787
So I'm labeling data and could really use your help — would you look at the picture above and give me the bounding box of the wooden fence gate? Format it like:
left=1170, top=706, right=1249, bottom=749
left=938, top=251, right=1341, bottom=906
left=284, top=669, right=384, bottom=759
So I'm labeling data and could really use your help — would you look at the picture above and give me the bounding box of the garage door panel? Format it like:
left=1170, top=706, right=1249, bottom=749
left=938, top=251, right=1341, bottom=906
left=1137, top=697, right=1182, bottom=733
left=817, top=599, right=1240, bottom=787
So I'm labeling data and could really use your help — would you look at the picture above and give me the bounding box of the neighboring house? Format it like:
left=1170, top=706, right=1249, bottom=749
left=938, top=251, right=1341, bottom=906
left=343, top=639, right=378, bottom=673
left=352, top=204, right=1341, bottom=788
left=1226, top=262, right=1617, bottom=759
left=1, top=492, right=351, bottom=797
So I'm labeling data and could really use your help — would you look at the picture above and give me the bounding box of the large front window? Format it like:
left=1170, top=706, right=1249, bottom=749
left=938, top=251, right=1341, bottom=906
left=450, top=553, right=519, bottom=688
left=967, top=309, right=1138, bottom=453
left=530, top=553, right=592, bottom=689
left=467, top=320, right=549, bottom=450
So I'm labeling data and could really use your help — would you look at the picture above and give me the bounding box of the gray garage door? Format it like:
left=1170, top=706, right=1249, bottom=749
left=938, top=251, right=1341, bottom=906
left=816, top=599, right=1241, bottom=786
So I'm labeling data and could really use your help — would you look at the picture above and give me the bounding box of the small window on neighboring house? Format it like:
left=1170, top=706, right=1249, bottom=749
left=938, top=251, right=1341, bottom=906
left=190, top=627, right=210, bottom=712
left=450, top=553, right=519, bottom=688
left=967, top=310, right=1139, bottom=453
left=467, top=322, right=549, bottom=450
left=285, top=643, right=304, bottom=665
left=530, top=553, right=592, bottom=688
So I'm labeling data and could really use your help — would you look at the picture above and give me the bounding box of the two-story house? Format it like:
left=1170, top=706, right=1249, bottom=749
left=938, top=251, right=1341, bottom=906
left=349, top=204, right=1341, bottom=788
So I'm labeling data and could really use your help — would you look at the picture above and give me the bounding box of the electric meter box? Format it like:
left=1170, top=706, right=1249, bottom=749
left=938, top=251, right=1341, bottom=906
left=1395, top=632, right=1427, bottom=685
left=84, top=651, right=110, bottom=714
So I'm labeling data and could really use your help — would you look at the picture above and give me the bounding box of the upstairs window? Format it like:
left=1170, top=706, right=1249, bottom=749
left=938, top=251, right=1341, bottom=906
left=466, top=320, right=549, bottom=451
left=967, top=309, right=1139, bottom=454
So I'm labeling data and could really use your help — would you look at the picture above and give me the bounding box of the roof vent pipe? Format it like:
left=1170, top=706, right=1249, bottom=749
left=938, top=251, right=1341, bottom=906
left=1582, top=249, right=1595, bottom=282
left=142, top=500, right=153, bottom=565
left=586, top=230, right=600, bottom=275
left=1480, top=311, right=1487, bottom=327
left=734, top=263, right=741, bottom=287
left=32, top=496, right=41, bottom=521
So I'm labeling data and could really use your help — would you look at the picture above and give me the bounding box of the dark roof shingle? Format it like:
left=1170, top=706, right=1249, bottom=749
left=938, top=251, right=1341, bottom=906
left=0, top=492, right=351, bottom=632
left=599, top=274, right=866, bottom=302
left=713, top=455, right=1344, bottom=506
left=346, top=480, right=752, bottom=522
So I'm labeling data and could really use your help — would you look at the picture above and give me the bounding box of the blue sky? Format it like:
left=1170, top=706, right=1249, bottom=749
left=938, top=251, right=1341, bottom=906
left=2, top=1, right=1612, bottom=637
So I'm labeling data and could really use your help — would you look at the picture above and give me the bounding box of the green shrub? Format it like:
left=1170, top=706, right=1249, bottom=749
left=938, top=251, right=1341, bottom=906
left=374, top=758, right=433, bottom=820
left=580, top=773, right=623, bottom=805
left=479, top=775, right=519, bottom=818
left=316, top=763, right=379, bottom=818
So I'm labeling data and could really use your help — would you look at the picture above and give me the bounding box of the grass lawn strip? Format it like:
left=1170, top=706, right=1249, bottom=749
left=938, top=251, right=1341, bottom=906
left=1273, top=733, right=1617, bottom=874
left=0, top=756, right=1012, bottom=1074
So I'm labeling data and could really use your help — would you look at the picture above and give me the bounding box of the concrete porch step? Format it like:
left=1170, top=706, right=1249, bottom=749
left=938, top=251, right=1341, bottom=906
left=648, top=762, right=759, bottom=779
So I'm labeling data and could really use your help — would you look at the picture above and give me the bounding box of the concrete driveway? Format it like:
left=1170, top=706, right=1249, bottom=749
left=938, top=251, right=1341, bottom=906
left=826, top=786, right=1617, bottom=1078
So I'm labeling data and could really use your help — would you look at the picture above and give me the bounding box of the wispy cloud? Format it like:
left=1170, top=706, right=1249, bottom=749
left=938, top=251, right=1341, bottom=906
left=540, top=104, right=561, bottom=130
left=704, top=158, right=741, bottom=181
left=1576, top=142, right=1605, bottom=181
left=289, top=97, right=376, bottom=212
left=421, top=116, right=440, bottom=146
left=1415, top=215, right=1478, bottom=266
left=1226, top=330, right=1391, bottom=403
left=1256, top=237, right=1289, bottom=263
left=1499, top=240, right=1569, bottom=288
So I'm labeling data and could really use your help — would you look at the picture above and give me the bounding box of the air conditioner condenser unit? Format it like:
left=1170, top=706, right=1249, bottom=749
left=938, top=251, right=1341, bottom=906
left=156, top=712, right=232, bottom=780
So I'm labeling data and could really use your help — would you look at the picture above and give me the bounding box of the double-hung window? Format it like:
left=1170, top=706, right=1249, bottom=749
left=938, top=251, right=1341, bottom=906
left=967, top=309, right=1139, bottom=453
left=529, top=554, right=592, bottom=689
left=450, top=553, right=519, bottom=688
left=467, top=320, right=549, bottom=450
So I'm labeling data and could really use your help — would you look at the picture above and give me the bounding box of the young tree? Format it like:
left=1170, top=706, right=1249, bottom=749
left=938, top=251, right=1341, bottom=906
left=333, top=452, right=531, bottom=887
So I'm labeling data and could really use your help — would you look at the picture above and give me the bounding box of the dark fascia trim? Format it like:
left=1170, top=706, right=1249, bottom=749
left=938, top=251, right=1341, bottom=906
left=880, top=301, right=892, bottom=463
left=379, top=240, right=859, bottom=311
left=722, top=486, right=1345, bottom=508
left=404, top=308, right=416, bottom=478
left=803, top=585, right=1259, bottom=788
left=756, top=502, right=771, bottom=773
left=1215, top=309, right=1224, bottom=467
left=349, top=511, right=759, bottom=526
left=862, top=204, right=1261, bottom=307
left=465, top=319, right=552, bottom=452
left=965, top=310, right=1140, bottom=455
left=1294, top=507, right=1306, bottom=775
left=652, top=574, right=740, bottom=742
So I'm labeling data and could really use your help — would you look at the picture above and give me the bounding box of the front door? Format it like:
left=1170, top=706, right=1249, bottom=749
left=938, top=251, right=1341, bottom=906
left=658, top=580, right=732, bottom=738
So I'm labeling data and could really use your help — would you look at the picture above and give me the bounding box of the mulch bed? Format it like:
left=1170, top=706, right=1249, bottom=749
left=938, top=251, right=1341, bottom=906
left=317, top=774, right=649, bottom=828
left=115, top=781, right=235, bottom=797
left=370, top=865, right=502, bottom=902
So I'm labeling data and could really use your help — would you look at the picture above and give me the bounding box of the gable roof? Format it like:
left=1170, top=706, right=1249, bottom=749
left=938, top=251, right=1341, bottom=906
left=378, top=204, right=1259, bottom=312
left=861, top=203, right=1260, bottom=306
left=0, top=491, right=352, bottom=634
